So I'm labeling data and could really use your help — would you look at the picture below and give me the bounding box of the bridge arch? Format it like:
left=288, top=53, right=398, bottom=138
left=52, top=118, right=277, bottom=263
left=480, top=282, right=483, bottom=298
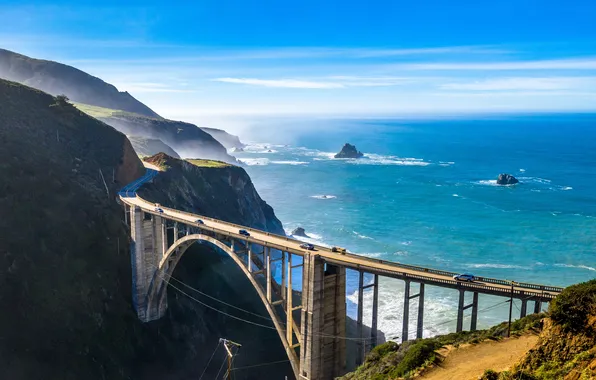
left=145, top=233, right=300, bottom=375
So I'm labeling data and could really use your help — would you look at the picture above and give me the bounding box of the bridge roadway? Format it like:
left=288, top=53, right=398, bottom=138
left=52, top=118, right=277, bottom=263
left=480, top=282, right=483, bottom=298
left=122, top=195, right=562, bottom=301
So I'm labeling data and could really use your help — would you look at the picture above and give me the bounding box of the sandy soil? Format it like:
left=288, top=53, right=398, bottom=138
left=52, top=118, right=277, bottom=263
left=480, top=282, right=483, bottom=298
left=420, top=334, right=539, bottom=380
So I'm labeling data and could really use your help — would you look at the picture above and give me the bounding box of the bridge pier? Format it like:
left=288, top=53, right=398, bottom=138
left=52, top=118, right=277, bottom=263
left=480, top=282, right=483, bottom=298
left=534, top=300, right=542, bottom=314
left=521, top=298, right=528, bottom=318
left=299, top=256, right=346, bottom=379
left=402, top=281, right=425, bottom=342
left=130, top=207, right=167, bottom=322
left=456, top=290, right=479, bottom=333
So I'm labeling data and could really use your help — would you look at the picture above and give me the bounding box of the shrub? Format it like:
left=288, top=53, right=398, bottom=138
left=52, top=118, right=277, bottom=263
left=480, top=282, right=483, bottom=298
left=550, top=279, right=596, bottom=334
left=481, top=369, right=499, bottom=380
left=388, top=340, right=439, bottom=377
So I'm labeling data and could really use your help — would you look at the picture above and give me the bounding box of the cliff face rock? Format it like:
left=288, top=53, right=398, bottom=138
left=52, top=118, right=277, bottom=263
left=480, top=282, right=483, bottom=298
left=0, top=48, right=160, bottom=118
left=201, top=127, right=245, bottom=149
left=99, top=115, right=237, bottom=164
left=0, top=79, right=149, bottom=379
left=335, top=143, right=364, bottom=159
left=128, top=135, right=181, bottom=158
left=497, top=173, right=519, bottom=185
left=139, top=153, right=284, bottom=234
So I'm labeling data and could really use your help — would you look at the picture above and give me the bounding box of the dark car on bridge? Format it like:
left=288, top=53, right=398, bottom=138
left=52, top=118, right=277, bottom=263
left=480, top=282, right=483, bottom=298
left=300, top=243, right=315, bottom=250
left=239, top=229, right=250, bottom=237
left=453, top=273, right=476, bottom=282
left=154, top=207, right=164, bottom=213
left=195, top=219, right=204, bottom=225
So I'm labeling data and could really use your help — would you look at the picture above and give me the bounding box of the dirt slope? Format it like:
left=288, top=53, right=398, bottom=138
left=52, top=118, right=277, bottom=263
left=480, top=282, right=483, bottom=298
left=421, top=334, right=539, bottom=380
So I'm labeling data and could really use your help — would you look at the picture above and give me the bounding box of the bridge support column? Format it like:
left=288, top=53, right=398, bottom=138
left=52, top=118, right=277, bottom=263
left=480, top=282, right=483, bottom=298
left=534, top=300, right=542, bottom=314
left=266, top=247, right=272, bottom=302
left=456, top=289, right=465, bottom=333
left=299, top=256, right=346, bottom=379
left=281, top=251, right=286, bottom=301
left=248, top=243, right=253, bottom=273
left=371, top=274, right=379, bottom=348
left=130, top=207, right=167, bottom=322
left=402, top=280, right=411, bottom=342
left=173, top=222, right=178, bottom=243
left=417, top=283, right=425, bottom=339
left=521, top=298, right=528, bottom=318
left=470, top=292, right=479, bottom=331
left=357, top=271, right=364, bottom=364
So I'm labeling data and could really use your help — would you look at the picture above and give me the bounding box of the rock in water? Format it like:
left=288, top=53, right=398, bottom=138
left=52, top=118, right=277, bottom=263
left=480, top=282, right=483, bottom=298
left=334, top=143, right=364, bottom=159
left=497, top=173, right=519, bottom=185
left=291, top=227, right=308, bottom=237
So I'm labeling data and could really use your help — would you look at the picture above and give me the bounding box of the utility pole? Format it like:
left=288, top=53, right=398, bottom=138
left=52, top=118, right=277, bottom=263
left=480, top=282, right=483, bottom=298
left=507, top=280, right=517, bottom=337
left=220, top=338, right=242, bottom=380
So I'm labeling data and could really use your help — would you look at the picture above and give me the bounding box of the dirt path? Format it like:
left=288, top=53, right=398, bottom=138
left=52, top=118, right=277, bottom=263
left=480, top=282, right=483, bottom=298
left=420, top=334, right=539, bottom=380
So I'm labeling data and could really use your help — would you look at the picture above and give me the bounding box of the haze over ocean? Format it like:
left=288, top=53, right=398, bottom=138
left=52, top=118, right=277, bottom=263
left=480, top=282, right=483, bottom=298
left=236, top=113, right=596, bottom=341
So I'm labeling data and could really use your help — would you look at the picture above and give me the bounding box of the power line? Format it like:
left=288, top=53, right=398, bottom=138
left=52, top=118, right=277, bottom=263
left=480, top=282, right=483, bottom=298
left=154, top=265, right=272, bottom=321
left=158, top=272, right=279, bottom=330
left=214, top=355, right=227, bottom=380
left=198, top=341, right=221, bottom=380
left=230, top=359, right=291, bottom=372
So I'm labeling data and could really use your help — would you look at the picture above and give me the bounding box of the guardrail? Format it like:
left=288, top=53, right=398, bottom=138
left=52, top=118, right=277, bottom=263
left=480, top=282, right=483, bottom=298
left=119, top=169, right=564, bottom=298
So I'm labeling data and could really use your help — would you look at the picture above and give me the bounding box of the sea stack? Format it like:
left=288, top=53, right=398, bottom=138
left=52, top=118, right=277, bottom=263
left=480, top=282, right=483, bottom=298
left=291, top=227, right=308, bottom=237
left=496, top=173, right=519, bottom=185
left=334, top=143, right=364, bottom=159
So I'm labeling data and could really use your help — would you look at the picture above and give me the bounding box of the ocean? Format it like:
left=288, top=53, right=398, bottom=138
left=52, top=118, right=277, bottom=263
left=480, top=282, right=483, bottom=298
left=233, top=113, right=596, bottom=341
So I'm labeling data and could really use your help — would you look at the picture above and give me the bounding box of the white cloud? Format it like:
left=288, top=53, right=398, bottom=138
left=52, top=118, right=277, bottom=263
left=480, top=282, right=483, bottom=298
left=213, top=76, right=419, bottom=89
left=440, top=77, right=596, bottom=91
left=214, top=78, right=344, bottom=89
left=394, top=58, right=596, bottom=71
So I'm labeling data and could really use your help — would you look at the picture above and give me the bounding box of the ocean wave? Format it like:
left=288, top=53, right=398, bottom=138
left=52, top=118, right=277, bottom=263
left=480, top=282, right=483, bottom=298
left=239, top=158, right=269, bottom=166
left=353, top=231, right=374, bottom=240
left=439, top=161, right=455, bottom=167
left=478, top=180, right=497, bottom=186
left=401, top=241, right=412, bottom=246
left=554, top=263, right=596, bottom=272
left=310, top=194, right=337, bottom=199
left=518, top=176, right=551, bottom=184
left=562, top=186, right=573, bottom=191
left=270, top=160, right=308, bottom=165
left=519, top=168, right=526, bottom=172
left=465, top=263, right=531, bottom=270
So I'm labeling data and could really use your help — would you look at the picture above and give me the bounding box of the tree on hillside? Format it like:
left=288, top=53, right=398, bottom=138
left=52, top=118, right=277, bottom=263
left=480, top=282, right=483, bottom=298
left=51, top=94, right=70, bottom=108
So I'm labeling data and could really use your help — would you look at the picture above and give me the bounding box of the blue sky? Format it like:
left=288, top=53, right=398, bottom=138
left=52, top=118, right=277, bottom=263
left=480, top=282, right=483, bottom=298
left=1, top=1, right=596, bottom=123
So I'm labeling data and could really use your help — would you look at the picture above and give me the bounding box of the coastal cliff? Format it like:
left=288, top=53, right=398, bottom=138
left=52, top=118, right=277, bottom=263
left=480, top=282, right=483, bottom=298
left=0, top=78, right=148, bottom=379
left=139, top=153, right=284, bottom=234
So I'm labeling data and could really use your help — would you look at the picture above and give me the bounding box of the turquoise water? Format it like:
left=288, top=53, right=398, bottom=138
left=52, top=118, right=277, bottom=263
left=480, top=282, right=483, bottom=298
left=236, top=114, right=596, bottom=341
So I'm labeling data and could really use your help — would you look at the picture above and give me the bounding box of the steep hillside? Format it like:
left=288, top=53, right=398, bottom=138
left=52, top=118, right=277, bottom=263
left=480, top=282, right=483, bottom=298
left=0, top=48, right=160, bottom=118
left=128, top=135, right=181, bottom=158
left=0, top=79, right=148, bottom=379
left=139, top=153, right=283, bottom=233
left=73, top=103, right=236, bottom=163
left=486, top=280, right=596, bottom=380
left=201, top=126, right=245, bottom=149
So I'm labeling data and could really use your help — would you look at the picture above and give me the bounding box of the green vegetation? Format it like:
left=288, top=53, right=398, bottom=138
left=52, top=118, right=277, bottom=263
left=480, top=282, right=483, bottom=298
left=341, top=313, right=543, bottom=380
left=73, top=101, right=144, bottom=119
left=186, top=158, right=232, bottom=168
left=550, top=279, right=596, bottom=334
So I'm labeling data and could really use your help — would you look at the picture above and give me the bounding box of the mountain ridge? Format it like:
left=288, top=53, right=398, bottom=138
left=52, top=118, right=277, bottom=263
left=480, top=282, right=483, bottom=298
left=0, top=48, right=161, bottom=118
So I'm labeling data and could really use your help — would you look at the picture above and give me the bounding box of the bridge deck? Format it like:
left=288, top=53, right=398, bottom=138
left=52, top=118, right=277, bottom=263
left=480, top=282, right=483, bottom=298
left=121, top=195, right=562, bottom=302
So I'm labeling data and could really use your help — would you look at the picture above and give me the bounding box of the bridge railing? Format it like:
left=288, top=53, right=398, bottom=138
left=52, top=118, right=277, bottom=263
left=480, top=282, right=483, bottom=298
left=122, top=194, right=564, bottom=295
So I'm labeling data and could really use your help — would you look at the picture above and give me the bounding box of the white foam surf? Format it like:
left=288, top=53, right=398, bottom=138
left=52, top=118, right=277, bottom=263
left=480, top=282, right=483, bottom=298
left=554, top=264, right=596, bottom=272
left=310, top=194, right=337, bottom=199
left=466, top=263, right=531, bottom=270
left=353, top=231, right=374, bottom=240
left=239, top=158, right=269, bottom=166
left=271, top=160, right=308, bottom=165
